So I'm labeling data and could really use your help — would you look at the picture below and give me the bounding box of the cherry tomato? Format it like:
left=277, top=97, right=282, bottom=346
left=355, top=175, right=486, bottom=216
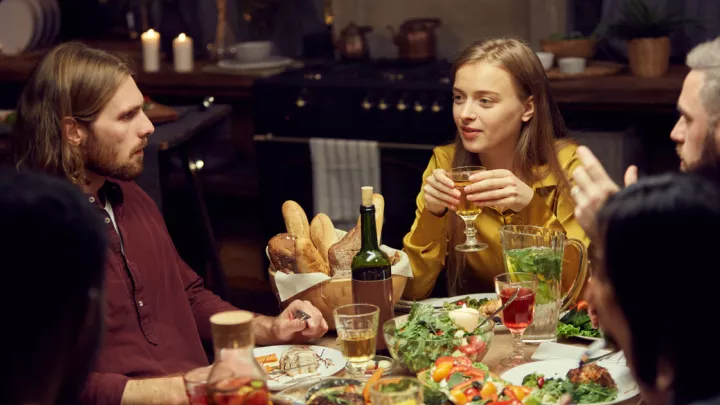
left=432, top=362, right=454, bottom=382
left=458, top=345, right=479, bottom=356
left=480, top=382, right=496, bottom=399
left=577, top=301, right=589, bottom=311
left=450, top=391, right=468, bottom=405
left=453, top=356, right=474, bottom=368
left=455, top=300, right=466, bottom=307
left=464, top=387, right=480, bottom=399
left=537, top=376, right=545, bottom=389
left=435, top=356, right=455, bottom=367
left=436, top=330, right=445, bottom=336
left=468, top=336, right=487, bottom=353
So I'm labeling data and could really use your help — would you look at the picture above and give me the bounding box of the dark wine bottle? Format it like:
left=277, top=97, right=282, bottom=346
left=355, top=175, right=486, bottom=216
left=351, top=186, right=394, bottom=350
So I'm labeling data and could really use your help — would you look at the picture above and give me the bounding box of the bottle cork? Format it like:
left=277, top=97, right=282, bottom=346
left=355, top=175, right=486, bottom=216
left=210, top=310, right=254, bottom=349
left=361, top=186, right=373, bottom=207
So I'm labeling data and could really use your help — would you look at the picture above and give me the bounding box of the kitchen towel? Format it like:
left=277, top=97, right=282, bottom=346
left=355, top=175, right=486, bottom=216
left=310, top=138, right=381, bottom=230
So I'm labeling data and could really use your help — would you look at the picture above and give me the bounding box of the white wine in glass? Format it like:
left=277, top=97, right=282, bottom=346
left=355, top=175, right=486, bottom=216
left=334, top=304, right=379, bottom=376
left=449, top=166, right=488, bottom=252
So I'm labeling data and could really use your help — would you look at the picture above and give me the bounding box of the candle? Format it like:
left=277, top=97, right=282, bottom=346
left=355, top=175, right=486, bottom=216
left=448, top=306, right=481, bottom=332
left=173, top=33, right=194, bottom=73
left=141, top=29, right=160, bottom=72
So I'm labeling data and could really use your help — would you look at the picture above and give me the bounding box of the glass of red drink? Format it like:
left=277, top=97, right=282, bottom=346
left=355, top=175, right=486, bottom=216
left=494, top=272, right=537, bottom=367
left=184, top=366, right=212, bottom=405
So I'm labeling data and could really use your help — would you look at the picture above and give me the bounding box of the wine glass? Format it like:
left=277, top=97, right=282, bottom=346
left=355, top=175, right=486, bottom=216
left=369, top=377, right=424, bottom=405
left=494, top=272, right=538, bottom=367
left=334, top=304, right=380, bottom=376
left=448, top=166, right=488, bottom=252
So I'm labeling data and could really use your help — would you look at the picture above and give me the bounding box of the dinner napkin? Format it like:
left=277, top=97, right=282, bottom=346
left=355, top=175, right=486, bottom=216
left=271, top=243, right=413, bottom=302
left=531, top=341, right=627, bottom=366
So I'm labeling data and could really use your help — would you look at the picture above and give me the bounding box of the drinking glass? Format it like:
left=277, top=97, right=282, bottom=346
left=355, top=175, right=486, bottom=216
left=448, top=166, right=488, bottom=252
left=184, top=366, right=211, bottom=405
left=334, top=304, right=379, bottom=376
left=369, top=377, right=424, bottom=405
left=494, top=272, right=538, bottom=367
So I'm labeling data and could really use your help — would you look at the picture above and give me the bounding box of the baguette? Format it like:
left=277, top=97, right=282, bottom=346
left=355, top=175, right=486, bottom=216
left=310, top=213, right=336, bottom=265
left=355, top=193, right=385, bottom=243
left=295, top=237, right=331, bottom=276
left=282, top=200, right=310, bottom=239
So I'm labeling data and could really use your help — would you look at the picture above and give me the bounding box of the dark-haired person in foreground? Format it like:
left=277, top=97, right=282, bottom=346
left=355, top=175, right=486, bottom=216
left=588, top=173, right=720, bottom=405
left=11, top=41, right=328, bottom=405
left=1, top=170, right=107, bottom=405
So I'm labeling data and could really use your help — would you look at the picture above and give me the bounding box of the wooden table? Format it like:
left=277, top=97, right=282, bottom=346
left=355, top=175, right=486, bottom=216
left=309, top=331, right=641, bottom=405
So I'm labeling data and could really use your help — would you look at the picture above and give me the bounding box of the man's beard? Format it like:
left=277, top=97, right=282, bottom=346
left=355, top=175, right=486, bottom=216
left=84, top=132, right=144, bottom=181
left=688, top=122, right=720, bottom=176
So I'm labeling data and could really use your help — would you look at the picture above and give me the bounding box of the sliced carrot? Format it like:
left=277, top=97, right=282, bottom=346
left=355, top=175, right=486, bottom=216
left=363, top=367, right=385, bottom=404
left=577, top=301, right=589, bottom=311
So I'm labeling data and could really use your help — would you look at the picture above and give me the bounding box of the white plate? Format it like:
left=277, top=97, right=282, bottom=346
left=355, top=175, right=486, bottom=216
left=217, top=56, right=293, bottom=71
left=253, top=345, right=345, bottom=391
left=501, top=359, right=639, bottom=405
left=0, top=0, right=36, bottom=55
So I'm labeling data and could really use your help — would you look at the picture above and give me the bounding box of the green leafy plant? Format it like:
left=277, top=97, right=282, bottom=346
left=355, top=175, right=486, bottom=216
left=605, top=0, right=699, bottom=40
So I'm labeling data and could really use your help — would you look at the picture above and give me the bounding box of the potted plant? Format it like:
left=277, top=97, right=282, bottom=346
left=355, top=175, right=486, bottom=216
left=541, top=30, right=600, bottom=59
left=606, top=0, right=697, bottom=78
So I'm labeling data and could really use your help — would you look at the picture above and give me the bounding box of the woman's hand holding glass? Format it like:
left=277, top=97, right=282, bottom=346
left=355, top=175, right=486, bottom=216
left=423, top=168, right=461, bottom=216
left=464, top=169, right=534, bottom=213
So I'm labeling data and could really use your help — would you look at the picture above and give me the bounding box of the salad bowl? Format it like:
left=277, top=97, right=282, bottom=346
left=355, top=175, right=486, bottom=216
left=383, top=305, right=494, bottom=373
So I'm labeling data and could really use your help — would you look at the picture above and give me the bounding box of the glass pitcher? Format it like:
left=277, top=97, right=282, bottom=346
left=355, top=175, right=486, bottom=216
left=500, top=225, right=588, bottom=343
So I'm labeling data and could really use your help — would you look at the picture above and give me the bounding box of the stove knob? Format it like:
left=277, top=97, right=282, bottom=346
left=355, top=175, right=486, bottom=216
left=431, top=102, right=442, bottom=113
left=378, top=99, right=388, bottom=111
left=413, top=102, right=424, bottom=113
left=397, top=100, right=407, bottom=111
left=296, top=97, right=307, bottom=108
left=361, top=99, right=373, bottom=110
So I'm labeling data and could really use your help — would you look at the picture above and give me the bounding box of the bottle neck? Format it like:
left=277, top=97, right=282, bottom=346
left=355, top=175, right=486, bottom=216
left=214, top=344, right=253, bottom=362
left=360, top=205, right=379, bottom=250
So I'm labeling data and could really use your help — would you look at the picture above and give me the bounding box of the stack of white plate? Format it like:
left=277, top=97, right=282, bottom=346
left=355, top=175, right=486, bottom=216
left=0, top=0, right=61, bottom=55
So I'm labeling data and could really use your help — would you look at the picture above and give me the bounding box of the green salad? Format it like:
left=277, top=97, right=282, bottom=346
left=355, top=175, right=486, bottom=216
left=505, top=247, right=562, bottom=304
left=557, top=306, right=602, bottom=339
left=522, top=373, right=617, bottom=404
left=442, top=296, right=490, bottom=311
left=386, top=303, right=491, bottom=372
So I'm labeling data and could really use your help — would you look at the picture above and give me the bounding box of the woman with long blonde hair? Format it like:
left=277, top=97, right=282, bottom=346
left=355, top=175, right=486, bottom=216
left=403, top=38, right=590, bottom=299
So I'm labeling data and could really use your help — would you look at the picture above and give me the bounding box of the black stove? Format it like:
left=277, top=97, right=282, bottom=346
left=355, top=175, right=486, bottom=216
left=253, top=59, right=457, bottom=252
left=252, top=59, right=456, bottom=143
left=273, top=59, right=453, bottom=88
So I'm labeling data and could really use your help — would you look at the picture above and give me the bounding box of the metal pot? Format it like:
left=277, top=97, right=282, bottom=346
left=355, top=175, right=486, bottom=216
left=334, top=21, right=372, bottom=60
left=387, top=18, right=441, bottom=61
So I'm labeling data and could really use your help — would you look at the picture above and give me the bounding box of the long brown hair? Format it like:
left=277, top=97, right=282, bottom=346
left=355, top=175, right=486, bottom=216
left=451, top=38, right=573, bottom=192
left=12, top=42, right=131, bottom=185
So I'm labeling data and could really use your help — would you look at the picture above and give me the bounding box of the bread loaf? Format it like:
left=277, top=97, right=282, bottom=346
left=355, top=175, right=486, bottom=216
left=282, top=200, right=310, bottom=239
left=328, top=225, right=361, bottom=277
left=268, top=233, right=298, bottom=273
left=310, top=213, right=336, bottom=265
left=295, top=237, right=331, bottom=276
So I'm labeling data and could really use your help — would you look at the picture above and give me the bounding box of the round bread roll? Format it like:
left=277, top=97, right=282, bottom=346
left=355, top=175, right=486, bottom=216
left=310, top=213, right=336, bottom=265
left=268, top=233, right=298, bottom=273
left=282, top=200, right=310, bottom=239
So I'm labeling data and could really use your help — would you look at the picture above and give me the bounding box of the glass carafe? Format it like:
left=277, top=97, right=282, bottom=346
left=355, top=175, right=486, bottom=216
left=206, top=311, right=270, bottom=405
left=500, top=225, right=588, bottom=343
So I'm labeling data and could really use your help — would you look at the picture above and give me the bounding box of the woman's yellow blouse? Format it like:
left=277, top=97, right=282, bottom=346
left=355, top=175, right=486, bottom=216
left=402, top=143, right=590, bottom=299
